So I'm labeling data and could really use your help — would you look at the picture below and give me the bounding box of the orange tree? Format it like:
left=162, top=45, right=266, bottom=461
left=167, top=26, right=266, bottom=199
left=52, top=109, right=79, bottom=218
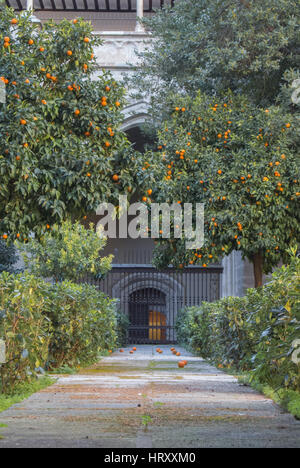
left=140, top=93, right=300, bottom=287
left=0, top=7, right=136, bottom=241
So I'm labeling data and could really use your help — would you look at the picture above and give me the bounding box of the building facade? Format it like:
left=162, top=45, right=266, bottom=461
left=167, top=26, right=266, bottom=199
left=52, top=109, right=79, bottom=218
left=5, top=0, right=257, bottom=343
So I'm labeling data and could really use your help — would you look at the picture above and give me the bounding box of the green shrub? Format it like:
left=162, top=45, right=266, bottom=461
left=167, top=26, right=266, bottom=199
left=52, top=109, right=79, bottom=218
left=177, top=254, right=300, bottom=391
left=45, top=281, right=118, bottom=369
left=0, top=240, right=18, bottom=274
left=116, top=311, right=130, bottom=347
left=0, top=272, right=51, bottom=393
left=19, top=221, right=113, bottom=283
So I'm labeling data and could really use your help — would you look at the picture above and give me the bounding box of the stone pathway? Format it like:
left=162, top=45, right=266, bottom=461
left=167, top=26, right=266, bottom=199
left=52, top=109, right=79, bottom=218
left=0, top=345, right=299, bottom=448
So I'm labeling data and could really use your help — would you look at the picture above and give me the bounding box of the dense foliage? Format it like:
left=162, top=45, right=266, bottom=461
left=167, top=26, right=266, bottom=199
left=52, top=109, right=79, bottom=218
left=19, top=220, right=113, bottom=282
left=176, top=252, right=300, bottom=392
left=131, top=0, right=300, bottom=119
left=0, top=271, right=119, bottom=392
left=45, top=281, right=118, bottom=369
left=140, top=93, right=300, bottom=286
left=0, top=7, right=137, bottom=242
left=0, top=238, right=18, bottom=273
left=0, top=272, right=51, bottom=392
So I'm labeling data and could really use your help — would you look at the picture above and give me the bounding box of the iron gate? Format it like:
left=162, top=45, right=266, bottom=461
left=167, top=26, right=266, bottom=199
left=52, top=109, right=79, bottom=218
left=85, top=265, right=223, bottom=344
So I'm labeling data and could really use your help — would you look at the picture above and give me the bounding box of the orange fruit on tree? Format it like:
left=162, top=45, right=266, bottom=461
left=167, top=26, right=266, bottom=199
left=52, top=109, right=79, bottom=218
left=176, top=352, right=181, bottom=356
left=74, top=109, right=80, bottom=115
left=178, top=361, right=185, bottom=368
left=28, top=39, right=34, bottom=45
left=20, top=119, right=27, bottom=125
left=67, top=50, right=72, bottom=56
left=83, top=37, right=90, bottom=43
left=112, top=174, right=119, bottom=182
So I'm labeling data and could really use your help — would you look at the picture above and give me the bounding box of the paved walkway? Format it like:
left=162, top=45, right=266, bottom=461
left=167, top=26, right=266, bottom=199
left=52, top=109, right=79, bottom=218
left=0, top=345, right=299, bottom=448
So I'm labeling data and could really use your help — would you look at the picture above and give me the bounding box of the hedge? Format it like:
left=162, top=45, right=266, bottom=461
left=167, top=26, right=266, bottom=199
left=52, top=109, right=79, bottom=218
left=0, top=272, right=119, bottom=392
left=45, top=281, right=118, bottom=369
left=0, top=272, right=51, bottom=393
left=176, top=255, right=300, bottom=392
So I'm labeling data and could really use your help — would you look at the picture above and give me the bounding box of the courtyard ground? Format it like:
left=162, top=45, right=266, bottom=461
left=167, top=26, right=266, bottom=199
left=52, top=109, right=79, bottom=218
left=0, top=345, right=299, bottom=448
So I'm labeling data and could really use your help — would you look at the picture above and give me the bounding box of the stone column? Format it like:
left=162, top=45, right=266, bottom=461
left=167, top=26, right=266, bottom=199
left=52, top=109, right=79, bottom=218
left=135, top=0, right=145, bottom=32
left=221, top=251, right=244, bottom=298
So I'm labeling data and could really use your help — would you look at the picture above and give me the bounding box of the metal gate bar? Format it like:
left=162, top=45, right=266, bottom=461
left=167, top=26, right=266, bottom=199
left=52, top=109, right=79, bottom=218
left=83, top=265, right=223, bottom=345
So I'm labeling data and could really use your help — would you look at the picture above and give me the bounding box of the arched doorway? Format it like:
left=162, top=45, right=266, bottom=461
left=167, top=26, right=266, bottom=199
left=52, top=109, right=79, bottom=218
left=128, top=288, right=167, bottom=344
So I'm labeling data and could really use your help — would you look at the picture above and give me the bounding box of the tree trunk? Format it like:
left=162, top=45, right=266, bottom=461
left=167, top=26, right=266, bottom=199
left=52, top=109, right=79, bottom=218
left=253, top=253, right=263, bottom=288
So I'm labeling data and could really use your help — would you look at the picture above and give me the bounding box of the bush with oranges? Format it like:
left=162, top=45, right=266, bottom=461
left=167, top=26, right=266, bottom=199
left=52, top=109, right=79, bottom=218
left=0, top=7, right=136, bottom=242
left=141, top=92, right=300, bottom=287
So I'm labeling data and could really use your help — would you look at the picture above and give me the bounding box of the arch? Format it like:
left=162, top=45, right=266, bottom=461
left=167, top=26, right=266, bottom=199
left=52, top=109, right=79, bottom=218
left=120, top=100, right=150, bottom=131
left=112, top=272, right=184, bottom=342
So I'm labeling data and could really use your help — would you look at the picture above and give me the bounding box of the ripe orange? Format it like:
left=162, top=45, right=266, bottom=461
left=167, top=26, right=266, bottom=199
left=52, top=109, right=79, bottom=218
left=67, top=50, right=72, bottom=56
left=119, top=349, right=124, bottom=353
left=11, top=18, right=18, bottom=25
left=178, top=361, right=185, bottom=368
left=132, top=347, right=137, bottom=351
left=39, top=47, right=45, bottom=52
left=20, top=119, right=27, bottom=125
left=112, top=174, right=119, bottom=182
left=83, top=37, right=90, bottom=43
left=74, top=109, right=80, bottom=115
left=28, top=39, right=34, bottom=45
left=176, top=352, right=181, bottom=357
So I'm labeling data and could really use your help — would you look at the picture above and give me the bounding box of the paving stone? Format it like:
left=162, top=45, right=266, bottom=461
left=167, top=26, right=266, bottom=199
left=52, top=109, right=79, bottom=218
left=0, top=345, right=299, bottom=448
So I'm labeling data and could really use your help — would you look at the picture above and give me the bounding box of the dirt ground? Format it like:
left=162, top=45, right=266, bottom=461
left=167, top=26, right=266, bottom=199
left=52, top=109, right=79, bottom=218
left=0, top=345, right=299, bottom=448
